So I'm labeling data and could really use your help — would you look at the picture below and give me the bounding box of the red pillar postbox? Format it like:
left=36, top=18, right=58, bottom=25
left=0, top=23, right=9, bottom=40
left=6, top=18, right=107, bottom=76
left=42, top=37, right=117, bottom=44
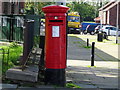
left=42, top=5, right=69, bottom=86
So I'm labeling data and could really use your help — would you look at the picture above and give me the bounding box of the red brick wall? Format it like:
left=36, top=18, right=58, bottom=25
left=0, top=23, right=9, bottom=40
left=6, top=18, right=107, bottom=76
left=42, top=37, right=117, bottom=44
left=0, top=0, right=2, bottom=14
left=19, top=2, right=25, bottom=14
left=109, top=5, right=117, bottom=27
left=109, top=3, right=120, bottom=28
left=2, top=2, right=13, bottom=15
left=118, top=2, right=120, bottom=29
left=2, top=2, right=24, bottom=15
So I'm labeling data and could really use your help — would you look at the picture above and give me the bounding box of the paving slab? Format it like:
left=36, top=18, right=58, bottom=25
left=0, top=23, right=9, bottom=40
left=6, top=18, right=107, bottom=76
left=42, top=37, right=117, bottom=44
left=67, top=35, right=119, bottom=89
left=6, top=65, right=39, bottom=82
left=36, top=85, right=55, bottom=88
left=66, top=77, right=72, bottom=83
left=55, top=87, right=73, bottom=90
left=18, top=86, right=32, bottom=88
left=66, top=60, right=118, bottom=89
left=1, top=84, right=17, bottom=89
left=0, top=84, right=2, bottom=89
left=74, top=83, right=98, bottom=88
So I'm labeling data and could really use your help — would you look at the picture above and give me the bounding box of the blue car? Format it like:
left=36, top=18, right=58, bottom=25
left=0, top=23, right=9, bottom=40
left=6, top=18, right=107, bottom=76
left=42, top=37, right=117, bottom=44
left=81, top=22, right=92, bottom=32
left=84, top=23, right=100, bottom=35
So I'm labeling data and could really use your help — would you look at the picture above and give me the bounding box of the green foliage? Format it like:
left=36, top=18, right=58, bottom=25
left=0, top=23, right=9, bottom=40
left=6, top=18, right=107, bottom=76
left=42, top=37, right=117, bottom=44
left=24, top=2, right=54, bottom=16
left=87, top=65, right=96, bottom=68
left=66, top=1, right=109, bottom=22
left=8, top=46, right=23, bottom=64
left=34, top=36, right=40, bottom=47
left=24, top=1, right=109, bottom=20
left=9, top=42, right=19, bottom=48
left=73, top=2, right=96, bottom=21
left=0, top=45, right=23, bottom=74
left=66, top=83, right=81, bottom=88
left=83, top=46, right=92, bottom=49
left=24, top=2, right=34, bottom=15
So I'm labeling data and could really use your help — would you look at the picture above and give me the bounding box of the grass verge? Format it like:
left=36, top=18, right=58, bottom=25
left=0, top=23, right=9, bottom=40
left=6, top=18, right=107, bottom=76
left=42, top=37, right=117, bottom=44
left=87, top=65, right=96, bottom=68
left=0, top=42, right=23, bottom=74
left=66, top=83, right=81, bottom=88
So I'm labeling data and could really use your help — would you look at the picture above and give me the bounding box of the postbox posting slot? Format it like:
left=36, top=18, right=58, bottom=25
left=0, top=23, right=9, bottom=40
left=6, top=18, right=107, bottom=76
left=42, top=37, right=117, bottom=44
left=49, top=20, right=63, bottom=22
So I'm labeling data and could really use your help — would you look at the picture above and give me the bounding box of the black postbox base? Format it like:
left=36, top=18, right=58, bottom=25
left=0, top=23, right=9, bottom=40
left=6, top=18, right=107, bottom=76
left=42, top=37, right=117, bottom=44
left=45, top=69, right=66, bottom=87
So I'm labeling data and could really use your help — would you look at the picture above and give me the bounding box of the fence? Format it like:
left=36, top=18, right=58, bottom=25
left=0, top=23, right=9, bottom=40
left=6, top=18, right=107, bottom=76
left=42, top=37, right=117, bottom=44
left=0, top=15, right=24, bottom=42
left=0, top=48, right=10, bottom=69
left=0, top=15, right=40, bottom=42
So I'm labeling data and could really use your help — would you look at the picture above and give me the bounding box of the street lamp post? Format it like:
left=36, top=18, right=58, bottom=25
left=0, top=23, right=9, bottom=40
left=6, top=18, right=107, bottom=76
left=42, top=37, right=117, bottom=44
left=116, top=1, right=119, bottom=44
left=100, top=0, right=103, bottom=32
left=9, top=1, right=15, bottom=42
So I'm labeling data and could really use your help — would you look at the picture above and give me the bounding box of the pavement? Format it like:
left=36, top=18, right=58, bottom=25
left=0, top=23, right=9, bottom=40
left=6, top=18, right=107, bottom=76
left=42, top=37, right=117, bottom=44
left=0, top=34, right=119, bottom=89
left=66, top=34, right=119, bottom=89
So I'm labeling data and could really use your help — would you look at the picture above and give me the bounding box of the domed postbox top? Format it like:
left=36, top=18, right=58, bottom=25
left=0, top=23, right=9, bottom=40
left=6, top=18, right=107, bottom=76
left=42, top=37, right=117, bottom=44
left=42, top=5, right=69, bottom=13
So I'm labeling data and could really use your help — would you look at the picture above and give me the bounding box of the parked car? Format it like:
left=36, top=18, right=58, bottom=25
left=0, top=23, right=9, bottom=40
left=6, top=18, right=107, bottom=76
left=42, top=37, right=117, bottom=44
left=84, top=23, right=100, bottom=35
left=94, top=25, right=105, bottom=34
left=81, top=22, right=93, bottom=33
left=101, top=25, right=120, bottom=36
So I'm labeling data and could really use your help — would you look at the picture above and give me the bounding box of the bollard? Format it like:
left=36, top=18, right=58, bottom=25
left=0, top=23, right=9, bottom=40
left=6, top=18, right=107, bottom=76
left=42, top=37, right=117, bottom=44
left=116, top=40, right=118, bottom=44
left=87, top=38, right=89, bottom=47
left=91, top=42, right=95, bottom=66
left=97, top=33, right=103, bottom=42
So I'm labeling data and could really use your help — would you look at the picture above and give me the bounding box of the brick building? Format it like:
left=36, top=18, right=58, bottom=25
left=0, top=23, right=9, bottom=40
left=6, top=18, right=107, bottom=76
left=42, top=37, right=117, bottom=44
left=0, top=0, right=2, bottom=14
left=0, top=1, right=24, bottom=15
left=99, top=1, right=120, bottom=28
left=0, top=1, right=25, bottom=41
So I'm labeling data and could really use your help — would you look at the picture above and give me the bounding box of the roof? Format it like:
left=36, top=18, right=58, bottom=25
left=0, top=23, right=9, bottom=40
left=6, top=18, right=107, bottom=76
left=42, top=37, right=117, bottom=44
left=94, top=17, right=100, bottom=21
left=103, top=1, right=120, bottom=11
left=99, top=1, right=115, bottom=11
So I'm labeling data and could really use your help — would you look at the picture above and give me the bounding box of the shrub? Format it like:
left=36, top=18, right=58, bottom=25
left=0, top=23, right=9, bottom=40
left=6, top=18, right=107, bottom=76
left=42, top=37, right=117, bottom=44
left=9, top=42, right=19, bottom=48
left=0, top=44, right=23, bottom=74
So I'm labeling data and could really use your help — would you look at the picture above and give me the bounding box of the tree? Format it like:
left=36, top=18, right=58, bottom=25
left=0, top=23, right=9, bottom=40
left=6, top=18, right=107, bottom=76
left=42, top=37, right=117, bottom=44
left=24, top=2, right=34, bottom=15
left=68, top=2, right=96, bottom=21
left=24, top=2, right=54, bottom=17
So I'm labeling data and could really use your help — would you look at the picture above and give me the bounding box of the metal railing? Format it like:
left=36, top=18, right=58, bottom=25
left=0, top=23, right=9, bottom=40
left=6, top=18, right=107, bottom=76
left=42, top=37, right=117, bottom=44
left=0, top=48, right=10, bottom=69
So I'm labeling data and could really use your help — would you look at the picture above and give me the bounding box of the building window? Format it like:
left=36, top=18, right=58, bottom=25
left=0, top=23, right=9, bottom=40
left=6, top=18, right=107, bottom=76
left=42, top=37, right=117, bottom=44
left=2, top=17, right=7, bottom=26
left=15, top=16, right=24, bottom=27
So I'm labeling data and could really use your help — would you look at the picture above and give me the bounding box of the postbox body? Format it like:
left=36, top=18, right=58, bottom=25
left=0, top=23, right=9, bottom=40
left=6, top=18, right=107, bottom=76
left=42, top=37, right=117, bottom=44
left=42, top=5, right=69, bottom=69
